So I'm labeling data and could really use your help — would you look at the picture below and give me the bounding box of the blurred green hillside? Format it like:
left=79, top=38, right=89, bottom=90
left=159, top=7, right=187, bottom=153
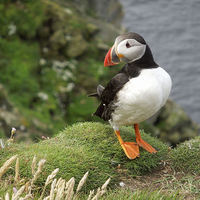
left=0, top=0, right=123, bottom=141
left=0, top=0, right=199, bottom=144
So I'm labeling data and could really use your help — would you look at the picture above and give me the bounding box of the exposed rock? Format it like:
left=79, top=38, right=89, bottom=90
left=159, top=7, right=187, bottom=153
left=89, top=0, right=124, bottom=27
left=72, top=0, right=124, bottom=27
left=154, top=100, right=199, bottom=146
left=64, top=34, right=88, bottom=58
left=49, top=30, right=67, bottom=50
left=88, top=18, right=124, bottom=43
left=86, top=23, right=99, bottom=36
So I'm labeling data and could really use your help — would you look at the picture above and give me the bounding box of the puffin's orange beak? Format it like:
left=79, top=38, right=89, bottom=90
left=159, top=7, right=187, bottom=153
left=104, top=46, right=120, bottom=67
left=104, top=47, right=115, bottom=67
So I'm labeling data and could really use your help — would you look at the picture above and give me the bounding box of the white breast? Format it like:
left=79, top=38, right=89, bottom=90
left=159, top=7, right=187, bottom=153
left=111, top=67, right=172, bottom=127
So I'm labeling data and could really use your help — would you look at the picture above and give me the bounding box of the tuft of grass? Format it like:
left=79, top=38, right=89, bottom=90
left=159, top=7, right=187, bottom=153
left=100, top=189, right=182, bottom=200
left=160, top=172, right=200, bottom=198
left=170, top=136, right=200, bottom=174
left=0, top=122, right=168, bottom=191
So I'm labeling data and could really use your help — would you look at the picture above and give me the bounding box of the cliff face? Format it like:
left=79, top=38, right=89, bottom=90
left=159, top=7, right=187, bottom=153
left=0, top=0, right=198, bottom=144
left=71, top=0, right=123, bottom=26
left=0, top=0, right=124, bottom=140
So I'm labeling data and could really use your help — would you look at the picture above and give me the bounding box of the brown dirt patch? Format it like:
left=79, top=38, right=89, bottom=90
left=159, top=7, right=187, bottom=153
left=118, top=161, right=200, bottom=200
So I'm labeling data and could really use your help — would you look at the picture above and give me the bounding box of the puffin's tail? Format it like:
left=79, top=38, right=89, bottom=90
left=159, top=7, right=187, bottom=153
left=88, top=85, right=105, bottom=98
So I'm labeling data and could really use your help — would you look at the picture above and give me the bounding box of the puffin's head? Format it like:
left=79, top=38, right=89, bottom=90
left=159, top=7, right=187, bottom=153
left=104, top=32, right=147, bottom=67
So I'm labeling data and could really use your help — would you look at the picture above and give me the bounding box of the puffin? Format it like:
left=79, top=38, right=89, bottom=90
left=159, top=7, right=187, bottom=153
left=89, top=32, right=172, bottom=159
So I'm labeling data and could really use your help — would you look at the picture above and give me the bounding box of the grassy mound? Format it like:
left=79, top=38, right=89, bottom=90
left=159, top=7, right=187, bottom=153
left=170, top=136, right=200, bottom=174
left=0, top=122, right=168, bottom=190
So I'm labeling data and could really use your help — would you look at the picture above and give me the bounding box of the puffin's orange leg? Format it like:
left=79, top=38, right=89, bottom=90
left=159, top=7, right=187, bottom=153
left=134, top=124, right=157, bottom=153
left=115, top=130, right=139, bottom=159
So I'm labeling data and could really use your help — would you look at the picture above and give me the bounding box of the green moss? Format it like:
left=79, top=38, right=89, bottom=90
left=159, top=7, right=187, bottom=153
left=0, top=122, right=168, bottom=190
left=68, top=94, right=98, bottom=123
left=0, top=186, right=12, bottom=199
left=0, top=38, right=40, bottom=106
left=0, top=38, right=67, bottom=136
left=170, top=137, right=200, bottom=174
left=0, top=0, right=45, bottom=38
left=0, top=129, right=5, bottom=138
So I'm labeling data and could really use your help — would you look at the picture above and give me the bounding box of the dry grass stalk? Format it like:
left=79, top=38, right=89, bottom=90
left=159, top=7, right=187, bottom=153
left=5, top=192, right=9, bottom=200
left=101, top=178, right=110, bottom=191
left=91, top=178, right=111, bottom=200
left=55, top=179, right=66, bottom=200
left=14, top=157, right=20, bottom=184
left=24, top=181, right=30, bottom=193
left=64, top=179, right=70, bottom=191
left=87, top=190, right=95, bottom=200
left=31, top=159, right=46, bottom=186
left=0, top=155, right=18, bottom=180
left=76, top=171, right=89, bottom=193
left=12, top=185, right=25, bottom=200
left=46, top=168, right=59, bottom=186
left=31, top=155, right=37, bottom=176
left=91, top=187, right=101, bottom=200
left=56, top=178, right=64, bottom=192
left=49, top=178, right=57, bottom=200
left=55, top=177, right=62, bottom=189
left=39, top=168, right=59, bottom=200
left=65, top=177, right=75, bottom=200
left=19, top=193, right=33, bottom=200
left=18, top=178, right=25, bottom=186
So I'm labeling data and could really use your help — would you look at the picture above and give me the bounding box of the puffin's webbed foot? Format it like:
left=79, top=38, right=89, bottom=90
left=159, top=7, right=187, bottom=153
left=121, top=142, right=139, bottom=159
left=115, top=130, right=139, bottom=159
left=136, top=138, right=157, bottom=153
left=134, top=124, right=157, bottom=153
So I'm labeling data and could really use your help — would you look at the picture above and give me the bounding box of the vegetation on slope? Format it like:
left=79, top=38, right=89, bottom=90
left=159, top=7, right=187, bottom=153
left=170, top=136, right=200, bottom=174
left=1, top=122, right=200, bottom=199
left=0, top=122, right=168, bottom=191
left=101, top=189, right=181, bottom=200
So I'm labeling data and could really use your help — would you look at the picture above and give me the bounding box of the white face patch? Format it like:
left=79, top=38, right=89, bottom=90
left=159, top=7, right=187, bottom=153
left=116, top=39, right=146, bottom=63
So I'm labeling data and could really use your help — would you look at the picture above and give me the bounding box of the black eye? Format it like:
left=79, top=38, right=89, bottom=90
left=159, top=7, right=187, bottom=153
left=126, top=42, right=131, bottom=48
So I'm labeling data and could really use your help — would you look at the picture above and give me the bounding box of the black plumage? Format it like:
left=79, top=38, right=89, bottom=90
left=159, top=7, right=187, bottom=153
left=89, top=64, right=141, bottom=121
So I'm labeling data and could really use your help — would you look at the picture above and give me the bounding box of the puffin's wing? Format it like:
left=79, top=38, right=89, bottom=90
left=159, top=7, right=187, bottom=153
left=97, top=85, right=105, bottom=96
left=88, top=85, right=105, bottom=98
left=100, top=73, right=129, bottom=104
left=93, top=73, right=129, bottom=121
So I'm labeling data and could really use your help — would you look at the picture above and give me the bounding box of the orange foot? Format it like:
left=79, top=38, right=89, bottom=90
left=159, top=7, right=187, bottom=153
left=136, top=138, right=157, bottom=153
left=121, top=142, right=140, bottom=159
left=134, top=124, right=157, bottom=154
